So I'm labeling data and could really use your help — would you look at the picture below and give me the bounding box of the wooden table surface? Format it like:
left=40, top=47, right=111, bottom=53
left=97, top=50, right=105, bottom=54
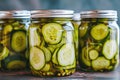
left=0, top=64, right=120, bottom=80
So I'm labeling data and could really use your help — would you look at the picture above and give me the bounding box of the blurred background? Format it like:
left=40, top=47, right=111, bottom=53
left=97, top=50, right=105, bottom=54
left=0, top=0, right=120, bottom=24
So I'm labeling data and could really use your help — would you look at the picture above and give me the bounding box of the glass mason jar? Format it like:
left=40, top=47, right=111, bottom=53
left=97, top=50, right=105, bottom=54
left=78, top=10, right=119, bottom=72
left=0, top=11, right=30, bottom=71
left=72, top=13, right=81, bottom=66
left=29, top=10, right=76, bottom=76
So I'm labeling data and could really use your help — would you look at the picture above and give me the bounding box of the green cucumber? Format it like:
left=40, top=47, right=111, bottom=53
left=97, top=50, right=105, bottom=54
left=1, top=55, right=26, bottom=70
left=102, top=40, right=117, bottom=59
left=12, top=21, right=20, bottom=27
left=7, top=60, right=26, bottom=70
left=81, top=47, right=91, bottom=67
left=89, top=49, right=99, bottom=60
left=57, top=44, right=75, bottom=66
left=11, top=30, right=27, bottom=52
left=115, top=54, right=119, bottom=68
left=30, top=47, right=45, bottom=70
left=47, top=46, right=55, bottom=53
left=66, top=31, right=73, bottom=43
left=0, top=46, right=9, bottom=60
left=52, top=48, right=60, bottom=65
left=29, top=27, right=41, bottom=47
left=41, top=63, right=50, bottom=71
left=47, top=37, right=66, bottom=52
left=41, top=47, right=51, bottom=62
left=92, top=57, right=110, bottom=71
left=3, top=24, right=13, bottom=34
left=54, top=61, right=76, bottom=70
left=79, top=22, right=88, bottom=38
left=90, top=24, right=109, bottom=41
left=42, top=23, right=63, bottom=44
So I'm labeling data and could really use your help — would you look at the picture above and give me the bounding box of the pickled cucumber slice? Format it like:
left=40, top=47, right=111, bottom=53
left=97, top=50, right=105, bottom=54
left=42, top=23, right=63, bottom=44
left=81, top=47, right=91, bottom=67
left=89, top=49, right=99, bottom=60
left=92, top=57, right=110, bottom=71
left=57, top=44, right=75, bottom=66
left=1, top=55, right=26, bottom=70
left=30, top=47, right=45, bottom=70
left=41, top=47, right=51, bottom=62
left=0, top=46, right=9, bottom=60
left=7, top=60, right=26, bottom=70
left=52, top=48, right=60, bottom=65
left=90, top=24, right=109, bottom=41
left=3, top=24, right=13, bottom=34
left=102, top=40, right=117, bottom=59
left=79, top=22, right=88, bottom=38
left=11, top=30, right=27, bottom=52
left=55, top=61, right=76, bottom=70
left=29, top=27, right=41, bottom=47
left=41, top=63, right=50, bottom=71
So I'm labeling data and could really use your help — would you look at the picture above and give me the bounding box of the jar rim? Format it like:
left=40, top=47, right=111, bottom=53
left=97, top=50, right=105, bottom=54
left=0, top=10, right=30, bottom=18
left=31, top=10, right=74, bottom=18
left=80, top=10, right=117, bottom=18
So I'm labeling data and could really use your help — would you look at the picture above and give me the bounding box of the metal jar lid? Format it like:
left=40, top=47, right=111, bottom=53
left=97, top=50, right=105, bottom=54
left=11, top=10, right=30, bottom=18
left=31, top=10, right=74, bottom=18
left=0, top=10, right=30, bottom=18
left=80, top=10, right=117, bottom=18
left=0, top=11, right=11, bottom=18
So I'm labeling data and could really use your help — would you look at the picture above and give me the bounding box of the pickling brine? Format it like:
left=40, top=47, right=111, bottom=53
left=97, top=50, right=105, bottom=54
left=29, top=10, right=76, bottom=76
left=78, top=10, right=119, bottom=72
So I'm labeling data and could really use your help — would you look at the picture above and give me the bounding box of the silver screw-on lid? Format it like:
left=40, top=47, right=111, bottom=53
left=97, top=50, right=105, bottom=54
left=31, top=10, right=74, bottom=18
left=0, top=10, right=30, bottom=18
left=0, top=11, right=11, bottom=18
left=80, top=10, right=117, bottom=18
left=11, top=10, right=30, bottom=18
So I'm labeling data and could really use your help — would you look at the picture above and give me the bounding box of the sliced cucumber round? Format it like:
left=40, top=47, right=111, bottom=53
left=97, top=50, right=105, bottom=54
left=79, top=22, right=88, bottom=38
left=0, top=47, right=9, bottom=60
left=41, top=47, right=51, bottom=62
left=30, top=47, right=45, bottom=70
left=52, top=47, right=60, bottom=65
left=41, top=63, right=50, bottom=71
left=102, top=40, right=117, bottom=59
left=42, top=23, right=63, bottom=44
left=81, top=47, right=91, bottom=67
left=1, top=55, right=27, bottom=70
left=29, top=27, right=41, bottom=47
left=11, top=30, right=27, bottom=52
left=54, top=61, right=76, bottom=70
left=90, top=24, right=109, bottom=41
left=3, top=24, right=13, bottom=34
left=57, top=44, right=75, bottom=66
left=7, top=60, right=26, bottom=70
left=92, top=57, right=110, bottom=71
left=89, top=49, right=99, bottom=60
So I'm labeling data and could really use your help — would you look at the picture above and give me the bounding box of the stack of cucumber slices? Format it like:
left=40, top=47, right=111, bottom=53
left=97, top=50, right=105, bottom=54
left=79, top=22, right=118, bottom=71
left=0, top=20, right=28, bottom=70
left=29, top=22, right=76, bottom=76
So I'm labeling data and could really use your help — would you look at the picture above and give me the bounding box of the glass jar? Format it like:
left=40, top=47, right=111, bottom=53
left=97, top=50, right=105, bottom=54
left=72, top=13, right=81, bottom=66
left=78, top=10, right=119, bottom=72
left=29, top=10, right=76, bottom=76
left=0, top=10, right=30, bottom=71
